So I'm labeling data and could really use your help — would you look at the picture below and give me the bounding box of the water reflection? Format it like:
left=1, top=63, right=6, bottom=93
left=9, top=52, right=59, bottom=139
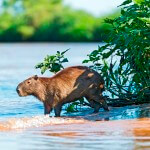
left=21, top=118, right=149, bottom=150
left=0, top=105, right=150, bottom=150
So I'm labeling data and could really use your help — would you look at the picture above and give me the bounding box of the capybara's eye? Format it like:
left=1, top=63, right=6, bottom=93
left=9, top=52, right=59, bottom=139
left=27, top=81, right=30, bottom=84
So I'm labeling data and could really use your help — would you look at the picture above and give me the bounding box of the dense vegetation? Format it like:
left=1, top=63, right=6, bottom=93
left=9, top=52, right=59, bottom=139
left=0, top=0, right=118, bottom=42
left=83, top=0, right=150, bottom=106
left=36, top=0, right=150, bottom=111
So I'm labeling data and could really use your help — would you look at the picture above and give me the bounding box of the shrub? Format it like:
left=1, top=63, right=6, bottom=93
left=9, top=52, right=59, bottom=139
left=83, top=0, right=150, bottom=103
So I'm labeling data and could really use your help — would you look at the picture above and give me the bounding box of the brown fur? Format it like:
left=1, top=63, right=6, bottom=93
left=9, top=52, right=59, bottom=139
left=16, top=66, right=109, bottom=116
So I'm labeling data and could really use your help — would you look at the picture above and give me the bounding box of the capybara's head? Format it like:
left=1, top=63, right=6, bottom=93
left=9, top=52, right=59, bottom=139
left=16, top=75, right=39, bottom=97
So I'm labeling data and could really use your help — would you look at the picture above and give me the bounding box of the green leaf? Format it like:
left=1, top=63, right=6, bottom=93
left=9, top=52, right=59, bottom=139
left=66, top=104, right=76, bottom=113
left=61, top=58, right=68, bottom=63
left=82, top=60, right=89, bottom=64
left=102, top=48, right=115, bottom=59
left=35, top=63, right=43, bottom=69
left=35, top=49, right=69, bottom=74
left=122, top=77, right=128, bottom=85
left=128, top=19, right=134, bottom=25
left=41, top=66, right=47, bottom=74
left=61, top=49, right=70, bottom=55
left=118, top=0, right=132, bottom=7
left=51, top=63, right=62, bottom=73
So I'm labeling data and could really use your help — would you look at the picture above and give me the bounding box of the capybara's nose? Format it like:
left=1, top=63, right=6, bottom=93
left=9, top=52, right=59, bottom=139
left=16, top=86, right=20, bottom=94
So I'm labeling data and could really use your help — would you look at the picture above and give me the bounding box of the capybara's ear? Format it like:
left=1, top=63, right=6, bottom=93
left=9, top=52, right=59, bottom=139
left=34, top=75, right=38, bottom=80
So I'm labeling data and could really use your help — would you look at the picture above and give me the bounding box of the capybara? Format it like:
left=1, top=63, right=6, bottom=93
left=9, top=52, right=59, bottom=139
left=16, top=66, right=109, bottom=117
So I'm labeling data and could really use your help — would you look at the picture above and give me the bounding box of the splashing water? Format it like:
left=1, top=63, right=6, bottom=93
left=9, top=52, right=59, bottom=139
left=0, top=115, right=87, bottom=131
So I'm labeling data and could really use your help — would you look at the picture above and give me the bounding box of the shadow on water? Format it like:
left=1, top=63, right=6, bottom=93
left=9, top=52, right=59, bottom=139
left=64, top=103, right=150, bottom=121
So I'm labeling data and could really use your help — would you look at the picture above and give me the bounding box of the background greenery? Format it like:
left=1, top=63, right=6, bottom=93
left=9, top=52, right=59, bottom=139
left=0, top=0, right=119, bottom=42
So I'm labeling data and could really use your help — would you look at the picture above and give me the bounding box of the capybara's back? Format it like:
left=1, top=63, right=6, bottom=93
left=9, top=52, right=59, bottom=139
left=17, top=66, right=109, bottom=116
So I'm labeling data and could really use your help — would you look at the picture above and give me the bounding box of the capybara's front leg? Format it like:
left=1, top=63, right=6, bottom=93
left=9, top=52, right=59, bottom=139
left=54, top=104, right=62, bottom=117
left=44, top=102, right=52, bottom=115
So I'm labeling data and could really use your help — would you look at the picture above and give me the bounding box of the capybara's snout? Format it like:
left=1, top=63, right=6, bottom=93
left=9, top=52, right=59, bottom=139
left=16, top=85, right=21, bottom=96
left=16, top=83, right=25, bottom=97
left=16, top=76, right=37, bottom=97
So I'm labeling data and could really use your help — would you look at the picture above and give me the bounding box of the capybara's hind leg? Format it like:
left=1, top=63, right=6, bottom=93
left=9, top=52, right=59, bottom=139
left=100, top=99, right=109, bottom=111
left=92, top=95, right=109, bottom=112
left=86, top=98, right=101, bottom=113
left=93, top=101, right=101, bottom=113
left=94, top=90, right=109, bottom=111
left=44, top=102, right=52, bottom=115
left=54, top=104, right=62, bottom=117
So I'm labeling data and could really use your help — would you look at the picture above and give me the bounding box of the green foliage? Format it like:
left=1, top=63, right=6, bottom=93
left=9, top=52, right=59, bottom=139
left=66, top=98, right=85, bottom=113
left=83, top=0, right=150, bottom=101
left=35, top=50, right=88, bottom=112
left=133, top=0, right=145, bottom=4
left=35, top=49, right=69, bottom=74
left=0, top=0, right=119, bottom=42
left=35, top=0, right=150, bottom=111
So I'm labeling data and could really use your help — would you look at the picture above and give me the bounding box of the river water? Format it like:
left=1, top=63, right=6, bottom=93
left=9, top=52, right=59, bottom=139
left=0, top=43, right=150, bottom=150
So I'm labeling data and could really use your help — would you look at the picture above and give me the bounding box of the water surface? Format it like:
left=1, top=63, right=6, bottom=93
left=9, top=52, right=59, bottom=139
left=0, top=43, right=150, bottom=150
